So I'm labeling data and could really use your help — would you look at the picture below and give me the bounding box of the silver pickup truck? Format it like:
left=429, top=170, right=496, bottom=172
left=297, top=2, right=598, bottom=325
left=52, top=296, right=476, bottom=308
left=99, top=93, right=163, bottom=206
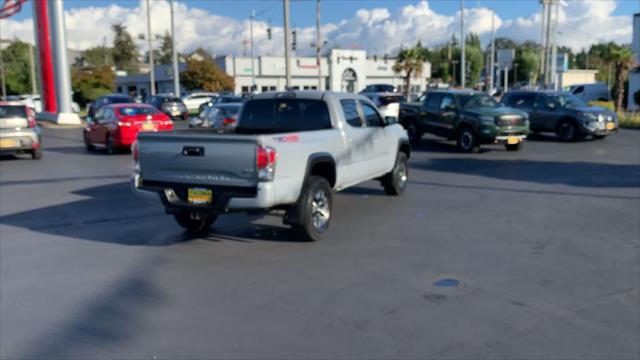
left=134, top=91, right=410, bottom=241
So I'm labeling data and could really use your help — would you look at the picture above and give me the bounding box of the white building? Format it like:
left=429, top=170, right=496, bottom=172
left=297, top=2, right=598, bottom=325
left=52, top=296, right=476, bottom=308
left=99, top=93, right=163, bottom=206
left=215, top=49, right=431, bottom=95
left=628, top=13, right=640, bottom=111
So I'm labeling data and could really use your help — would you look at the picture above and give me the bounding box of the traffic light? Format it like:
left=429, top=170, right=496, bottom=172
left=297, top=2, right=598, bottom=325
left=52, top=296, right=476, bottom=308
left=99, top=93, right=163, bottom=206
left=267, top=28, right=272, bottom=40
left=292, top=30, right=297, bottom=51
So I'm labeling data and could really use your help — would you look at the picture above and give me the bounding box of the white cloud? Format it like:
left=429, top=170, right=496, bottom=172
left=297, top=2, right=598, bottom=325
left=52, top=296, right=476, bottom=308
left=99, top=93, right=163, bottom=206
left=0, top=0, right=633, bottom=56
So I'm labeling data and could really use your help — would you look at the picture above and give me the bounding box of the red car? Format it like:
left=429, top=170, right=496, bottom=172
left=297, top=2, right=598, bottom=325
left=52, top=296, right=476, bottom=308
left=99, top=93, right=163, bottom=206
left=83, top=103, right=173, bottom=154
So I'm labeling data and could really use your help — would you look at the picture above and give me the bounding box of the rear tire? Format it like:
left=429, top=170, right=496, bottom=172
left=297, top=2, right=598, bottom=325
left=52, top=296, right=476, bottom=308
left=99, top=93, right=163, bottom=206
left=556, top=120, right=577, bottom=142
left=457, top=127, right=480, bottom=153
left=505, top=142, right=523, bottom=151
left=174, top=212, right=217, bottom=235
left=31, top=149, right=43, bottom=160
left=291, top=176, right=332, bottom=242
left=382, top=152, right=409, bottom=195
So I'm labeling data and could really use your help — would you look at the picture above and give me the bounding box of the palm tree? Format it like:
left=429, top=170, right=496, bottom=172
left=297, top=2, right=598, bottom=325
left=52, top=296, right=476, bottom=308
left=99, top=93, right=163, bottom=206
left=393, top=47, right=426, bottom=100
left=610, top=47, right=635, bottom=112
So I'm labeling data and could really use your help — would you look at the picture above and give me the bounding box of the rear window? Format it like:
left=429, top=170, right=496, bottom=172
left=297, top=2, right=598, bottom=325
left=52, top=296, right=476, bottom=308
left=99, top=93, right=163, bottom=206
left=0, top=105, right=27, bottom=119
left=218, top=106, right=240, bottom=115
left=117, top=106, right=160, bottom=116
left=109, top=96, right=134, bottom=104
left=237, top=98, right=332, bottom=134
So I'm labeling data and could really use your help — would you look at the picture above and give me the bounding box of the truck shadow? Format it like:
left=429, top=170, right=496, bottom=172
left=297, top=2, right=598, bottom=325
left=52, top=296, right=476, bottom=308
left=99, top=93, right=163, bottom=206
left=411, top=138, right=492, bottom=153
left=0, top=181, right=299, bottom=245
left=416, top=158, right=640, bottom=188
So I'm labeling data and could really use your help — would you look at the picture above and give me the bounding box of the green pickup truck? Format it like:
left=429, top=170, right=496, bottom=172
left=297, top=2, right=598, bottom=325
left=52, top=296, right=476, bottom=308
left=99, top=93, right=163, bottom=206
left=399, top=89, right=530, bottom=152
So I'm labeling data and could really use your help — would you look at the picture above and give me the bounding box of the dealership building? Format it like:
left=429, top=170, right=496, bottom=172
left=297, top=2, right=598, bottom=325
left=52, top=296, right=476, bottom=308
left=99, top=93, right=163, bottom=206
left=215, top=49, right=431, bottom=95
left=116, top=49, right=431, bottom=97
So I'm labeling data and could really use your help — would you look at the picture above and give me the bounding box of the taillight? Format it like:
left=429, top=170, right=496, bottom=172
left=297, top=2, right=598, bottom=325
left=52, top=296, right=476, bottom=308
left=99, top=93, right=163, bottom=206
left=222, top=118, right=236, bottom=126
left=161, top=120, right=173, bottom=126
left=117, top=121, right=132, bottom=127
left=256, top=145, right=276, bottom=181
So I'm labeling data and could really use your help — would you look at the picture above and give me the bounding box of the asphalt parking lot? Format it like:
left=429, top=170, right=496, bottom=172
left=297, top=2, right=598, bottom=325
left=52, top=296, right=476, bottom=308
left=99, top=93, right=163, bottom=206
left=1, top=124, right=639, bottom=359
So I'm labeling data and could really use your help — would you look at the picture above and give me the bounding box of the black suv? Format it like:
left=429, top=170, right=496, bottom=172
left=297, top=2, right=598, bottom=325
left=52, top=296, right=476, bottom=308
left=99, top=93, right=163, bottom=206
left=87, top=94, right=135, bottom=119
left=500, top=91, right=618, bottom=141
left=399, top=90, right=529, bottom=152
left=149, top=95, right=189, bottom=121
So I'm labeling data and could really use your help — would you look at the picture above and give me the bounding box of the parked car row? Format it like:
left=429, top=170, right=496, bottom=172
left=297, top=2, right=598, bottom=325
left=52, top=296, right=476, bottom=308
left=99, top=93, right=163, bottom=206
left=398, top=89, right=618, bottom=153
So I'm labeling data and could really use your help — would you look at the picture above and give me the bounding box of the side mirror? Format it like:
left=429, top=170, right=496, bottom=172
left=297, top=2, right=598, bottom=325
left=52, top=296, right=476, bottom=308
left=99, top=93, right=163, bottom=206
left=385, top=116, right=398, bottom=125
left=547, top=102, right=556, bottom=110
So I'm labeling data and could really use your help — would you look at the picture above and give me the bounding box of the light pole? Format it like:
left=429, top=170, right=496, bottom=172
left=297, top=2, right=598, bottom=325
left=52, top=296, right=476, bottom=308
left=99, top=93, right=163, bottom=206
left=452, top=60, right=459, bottom=86
left=316, top=0, right=322, bottom=90
left=146, top=0, right=155, bottom=96
left=283, top=0, right=291, bottom=89
left=514, top=62, right=519, bottom=85
left=460, top=0, right=466, bottom=88
left=250, top=9, right=256, bottom=92
left=170, top=0, right=180, bottom=97
left=489, top=9, right=495, bottom=94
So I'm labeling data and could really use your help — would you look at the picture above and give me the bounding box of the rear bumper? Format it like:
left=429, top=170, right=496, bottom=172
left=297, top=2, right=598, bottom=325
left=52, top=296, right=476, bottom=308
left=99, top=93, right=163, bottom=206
left=133, top=174, right=278, bottom=213
left=0, top=130, right=41, bottom=153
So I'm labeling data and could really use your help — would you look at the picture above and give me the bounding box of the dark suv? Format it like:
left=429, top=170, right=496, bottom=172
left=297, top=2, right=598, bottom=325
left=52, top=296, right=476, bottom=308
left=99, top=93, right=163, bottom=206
left=399, top=90, right=529, bottom=152
left=149, top=95, right=189, bottom=121
left=500, top=91, right=618, bottom=141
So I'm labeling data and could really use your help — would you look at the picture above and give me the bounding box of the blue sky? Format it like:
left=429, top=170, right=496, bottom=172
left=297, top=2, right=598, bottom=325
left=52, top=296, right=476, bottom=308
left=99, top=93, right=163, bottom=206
left=3, top=0, right=638, bottom=55
left=10, top=0, right=639, bottom=25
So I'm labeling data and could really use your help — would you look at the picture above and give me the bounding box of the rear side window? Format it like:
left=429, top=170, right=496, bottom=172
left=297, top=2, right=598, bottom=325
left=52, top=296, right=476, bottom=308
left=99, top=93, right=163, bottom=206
left=109, top=96, right=134, bottom=104
left=237, top=98, right=332, bottom=134
left=506, top=94, right=536, bottom=108
left=572, top=86, right=584, bottom=94
left=0, top=105, right=27, bottom=118
left=340, top=99, right=362, bottom=127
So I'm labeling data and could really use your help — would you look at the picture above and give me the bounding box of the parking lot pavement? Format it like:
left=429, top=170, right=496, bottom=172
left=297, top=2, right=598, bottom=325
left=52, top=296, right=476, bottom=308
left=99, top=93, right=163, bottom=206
left=1, top=125, right=639, bottom=359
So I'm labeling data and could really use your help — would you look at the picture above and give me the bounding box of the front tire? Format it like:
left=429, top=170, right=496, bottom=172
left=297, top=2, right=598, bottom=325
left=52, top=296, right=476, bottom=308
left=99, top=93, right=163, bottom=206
left=556, top=121, right=577, bottom=142
left=105, top=135, right=115, bottom=155
left=291, top=176, right=332, bottom=242
left=406, top=121, right=422, bottom=146
left=382, top=152, right=409, bottom=195
left=174, top=212, right=217, bottom=235
left=593, top=134, right=607, bottom=140
left=457, top=127, right=480, bottom=153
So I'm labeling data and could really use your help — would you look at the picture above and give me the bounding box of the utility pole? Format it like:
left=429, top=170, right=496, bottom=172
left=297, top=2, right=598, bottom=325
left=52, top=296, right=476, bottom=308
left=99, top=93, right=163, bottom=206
left=550, top=0, right=559, bottom=90
left=489, top=9, right=495, bottom=94
left=607, top=62, right=612, bottom=90
left=539, top=0, right=547, bottom=87
left=452, top=60, right=458, bottom=86
left=146, top=0, right=155, bottom=96
left=170, top=0, right=180, bottom=97
left=250, top=9, right=256, bottom=92
left=316, top=0, right=322, bottom=90
left=0, top=45, right=5, bottom=100
left=544, top=0, right=553, bottom=85
left=283, top=0, right=291, bottom=89
left=460, top=0, right=466, bottom=88
left=504, top=64, right=509, bottom=94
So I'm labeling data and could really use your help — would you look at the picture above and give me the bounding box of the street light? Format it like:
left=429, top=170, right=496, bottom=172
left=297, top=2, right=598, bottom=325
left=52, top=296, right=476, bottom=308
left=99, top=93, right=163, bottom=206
left=250, top=8, right=269, bottom=93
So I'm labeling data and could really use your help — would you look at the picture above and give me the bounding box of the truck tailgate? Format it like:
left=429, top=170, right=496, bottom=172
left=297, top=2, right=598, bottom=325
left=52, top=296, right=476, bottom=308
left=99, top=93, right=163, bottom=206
left=138, top=131, right=258, bottom=188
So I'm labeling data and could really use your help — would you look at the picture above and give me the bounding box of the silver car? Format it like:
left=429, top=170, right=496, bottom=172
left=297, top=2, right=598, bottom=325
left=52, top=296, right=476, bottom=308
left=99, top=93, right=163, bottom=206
left=0, top=104, right=42, bottom=160
left=189, top=103, right=242, bottom=130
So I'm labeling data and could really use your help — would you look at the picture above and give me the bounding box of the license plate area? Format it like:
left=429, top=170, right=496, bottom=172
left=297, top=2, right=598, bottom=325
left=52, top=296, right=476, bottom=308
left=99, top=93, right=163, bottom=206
left=188, top=188, right=213, bottom=205
left=0, top=139, right=19, bottom=148
left=142, top=123, right=156, bottom=131
left=507, top=136, right=520, bottom=145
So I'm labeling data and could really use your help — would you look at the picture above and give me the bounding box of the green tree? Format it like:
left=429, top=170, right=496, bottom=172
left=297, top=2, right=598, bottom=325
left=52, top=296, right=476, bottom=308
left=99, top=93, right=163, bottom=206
left=610, top=47, right=635, bottom=111
left=71, top=66, right=115, bottom=107
left=393, top=44, right=427, bottom=99
left=181, top=57, right=234, bottom=92
left=112, top=24, right=139, bottom=73
left=83, top=46, right=113, bottom=67
left=515, top=47, right=539, bottom=85
left=1, top=40, right=34, bottom=95
left=154, top=31, right=173, bottom=65
left=464, top=33, right=483, bottom=87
